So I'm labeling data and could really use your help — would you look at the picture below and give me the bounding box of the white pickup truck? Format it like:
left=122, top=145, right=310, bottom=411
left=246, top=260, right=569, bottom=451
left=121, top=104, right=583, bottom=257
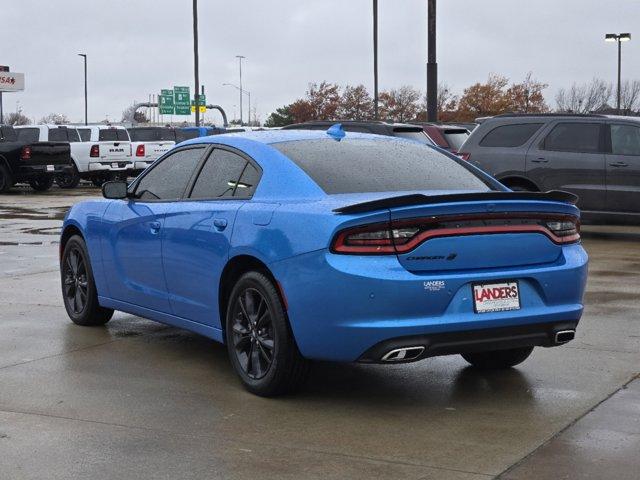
left=127, top=127, right=176, bottom=175
left=16, top=125, right=133, bottom=188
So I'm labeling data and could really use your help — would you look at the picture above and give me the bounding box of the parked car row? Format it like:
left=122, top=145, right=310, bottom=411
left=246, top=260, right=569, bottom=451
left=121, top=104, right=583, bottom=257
left=0, top=124, right=229, bottom=192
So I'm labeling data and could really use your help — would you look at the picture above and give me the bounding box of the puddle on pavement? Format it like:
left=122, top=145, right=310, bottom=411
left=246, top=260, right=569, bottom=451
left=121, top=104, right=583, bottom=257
left=0, top=205, right=68, bottom=221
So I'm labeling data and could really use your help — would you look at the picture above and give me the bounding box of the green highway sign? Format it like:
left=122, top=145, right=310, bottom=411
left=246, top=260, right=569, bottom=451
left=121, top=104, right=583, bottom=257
left=174, top=86, right=191, bottom=115
left=159, top=89, right=174, bottom=115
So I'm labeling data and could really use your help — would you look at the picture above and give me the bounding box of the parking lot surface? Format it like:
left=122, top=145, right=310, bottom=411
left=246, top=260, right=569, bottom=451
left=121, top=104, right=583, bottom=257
left=1, top=186, right=639, bottom=479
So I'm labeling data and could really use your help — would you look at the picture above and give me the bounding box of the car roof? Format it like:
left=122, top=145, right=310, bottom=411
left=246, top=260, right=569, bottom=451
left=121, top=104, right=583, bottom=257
left=284, top=120, right=424, bottom=130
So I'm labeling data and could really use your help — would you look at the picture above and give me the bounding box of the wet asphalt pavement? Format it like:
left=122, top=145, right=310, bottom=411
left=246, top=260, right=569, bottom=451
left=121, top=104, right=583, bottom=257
left=0, top=185, right=638, bottom=479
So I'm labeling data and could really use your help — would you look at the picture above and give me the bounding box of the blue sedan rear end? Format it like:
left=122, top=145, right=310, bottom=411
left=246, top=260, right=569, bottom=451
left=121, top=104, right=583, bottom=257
left=60, top=128, right=588, bottom=396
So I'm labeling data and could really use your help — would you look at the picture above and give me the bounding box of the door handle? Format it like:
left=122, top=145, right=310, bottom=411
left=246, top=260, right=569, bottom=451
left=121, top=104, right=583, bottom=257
left=609, top=161, right=629, bottom=167
left=213, top=218, right=228, bottom=231
left=149, top=221, right=161, bottom=234
left=531, top=157, right=548, bottom=163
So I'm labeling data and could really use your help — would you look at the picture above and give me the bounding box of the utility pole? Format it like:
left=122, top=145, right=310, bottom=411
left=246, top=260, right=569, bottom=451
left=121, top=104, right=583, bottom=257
left=193, top=0, right=201, bottom=126
left=426, top=0, right=437, bottom=122
left=236, top=55, right=245, bottom=125
left=78, top=54, right=87, bottom=125
left=373, top=0, right=379, bottom=120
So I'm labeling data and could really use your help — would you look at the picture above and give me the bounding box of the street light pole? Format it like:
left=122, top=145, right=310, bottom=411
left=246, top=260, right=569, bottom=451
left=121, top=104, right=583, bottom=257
left=426, top=0, right=437, bottom=122
left=193, top=0, right=201, bottom=126
left=78, top=54, right=87, bottom=125
left=605, top=33, right=631, bottom=114
left=373, top=0, right=379, bottom=120
left=223, top=83, right=251, bottom=124
left=235, top=55, right=245, bottom=125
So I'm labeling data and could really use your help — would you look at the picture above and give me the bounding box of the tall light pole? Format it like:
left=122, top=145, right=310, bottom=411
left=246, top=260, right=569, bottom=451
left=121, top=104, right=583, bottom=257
left=426, top=0, right=437, bottom=122
left=235, top=55, right=245, bottom=125
left=372, top=0, right=379, bottom=120
left=78, top=54, right=87, bottom=125
left=222, top=83, right=251, bottom=125
left=193, top=0, right=201, bottom=126
left=605, top=33, right=631, bottom=114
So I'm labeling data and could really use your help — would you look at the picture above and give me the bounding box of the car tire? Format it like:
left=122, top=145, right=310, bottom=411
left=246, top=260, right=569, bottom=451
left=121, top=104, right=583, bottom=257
left=61, top=235, right=114, bottom=326
left=29, top=175, right=54, bottom=192
left=0, top=163, right=14, bottom=193
left=225, top=271, right=309, bottom=396
left=461, top=347, right=534, bottom=369
left=55, top=166, right=81, bottom=189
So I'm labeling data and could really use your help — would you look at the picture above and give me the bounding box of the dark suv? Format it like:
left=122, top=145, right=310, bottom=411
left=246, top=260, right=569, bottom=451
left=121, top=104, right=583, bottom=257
left=459, top=113, right=640, bottom=223
left=282, top=120, right=434, bottom=145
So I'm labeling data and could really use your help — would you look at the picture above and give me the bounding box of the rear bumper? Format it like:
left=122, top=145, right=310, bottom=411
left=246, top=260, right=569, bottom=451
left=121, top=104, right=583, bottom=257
left=270, top=243, right=588, bottom=362
left=16, top=164, right=73, bottom=177
left=88, top=161, right=133, bottom=172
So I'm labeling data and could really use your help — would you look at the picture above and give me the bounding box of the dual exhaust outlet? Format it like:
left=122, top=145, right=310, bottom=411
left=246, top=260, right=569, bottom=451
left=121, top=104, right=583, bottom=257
left=379, top=329, right=576, bottom=362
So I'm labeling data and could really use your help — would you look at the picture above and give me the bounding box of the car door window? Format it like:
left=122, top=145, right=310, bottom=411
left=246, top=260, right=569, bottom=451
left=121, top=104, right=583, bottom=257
left=134, top=147, right=205, bottom=200
left=611, top=124, right=640, bottom=156
left=77, top=128, right=91, bottom=141
left=542, top=123, right=602, bottom=153
left=190, top=149, right=260, bottom=199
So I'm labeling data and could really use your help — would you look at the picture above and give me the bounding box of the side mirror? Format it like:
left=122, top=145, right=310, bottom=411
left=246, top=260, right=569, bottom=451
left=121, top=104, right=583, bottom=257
left=102, top=181, right=128, bottom=199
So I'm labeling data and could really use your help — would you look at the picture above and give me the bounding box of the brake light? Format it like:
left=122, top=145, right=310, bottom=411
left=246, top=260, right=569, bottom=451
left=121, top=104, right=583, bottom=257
left=90, top=145, right=100, bottom=157
left=331, top=214, right=580, bottom=255
left=20, top=146, right=32, bottom=160
left=136, top=144, right=145, bottom=157
left=458, top=152, right=471, bottom=161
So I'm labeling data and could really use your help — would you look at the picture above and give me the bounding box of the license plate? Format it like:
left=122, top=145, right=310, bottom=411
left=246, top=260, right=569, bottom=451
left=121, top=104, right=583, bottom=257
left=46, top=165, right=54, bottom=172
left=473, top=281, right=520, bottom=313
left=111, top=162, right=119, bottom=168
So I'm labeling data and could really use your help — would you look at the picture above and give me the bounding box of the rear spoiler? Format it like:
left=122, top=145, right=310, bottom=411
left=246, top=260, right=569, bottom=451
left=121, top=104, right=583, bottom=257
left=333, top=190, right=578, bottom=214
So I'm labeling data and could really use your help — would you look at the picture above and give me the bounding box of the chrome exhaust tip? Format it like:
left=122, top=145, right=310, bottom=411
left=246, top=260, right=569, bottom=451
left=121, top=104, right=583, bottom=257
left=555, top=330, right=575, bottom=344
left=381, top=346, right=425, bottom=362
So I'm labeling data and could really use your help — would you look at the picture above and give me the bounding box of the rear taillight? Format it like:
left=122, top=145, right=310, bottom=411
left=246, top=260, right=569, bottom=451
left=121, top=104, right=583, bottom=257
left=136, top=144, right=145, bottom=157
left=90, top=145, right=100, bottom=157
left=458, top=152, right=471, bottom=161
left=20, top=146, right=32, bottom=160
left=331, top=214, right=580, bottom=255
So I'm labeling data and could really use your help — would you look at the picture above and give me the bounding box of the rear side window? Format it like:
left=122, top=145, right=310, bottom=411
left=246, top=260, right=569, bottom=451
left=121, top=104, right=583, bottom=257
left=16, top=128, right=39, bottom=143
left=479, top=123, right=543, bottom=147
left=99, top=129, right=129, bottom=141
left=273, top=139, right=492, bottom=194
left=393, top=129, right=432, bottom=145
left=128, top=128, right=175, bottom=142
left=610, top=124, right=640, bottom=156
left=134, top=147, right=205, bottom=200
left=543, top=123, right=601, bottom=153
left=77, top=128, right=91, bottom=141
left=48, top=128, right=69, bottom=141
left=67, top=129, right=80, bottom=142
left=190, top=149, right=260, bottom=199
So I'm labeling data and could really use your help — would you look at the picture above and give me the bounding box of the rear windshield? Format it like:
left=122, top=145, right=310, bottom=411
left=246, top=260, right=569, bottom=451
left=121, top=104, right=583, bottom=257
left=99, top=129, right=130, bottom=141
left=16, top=128, right=40, bottom=143
left=273, top=139, right=492, bottom=194
left=393, top=129, right=432, bottom=145
left=443, top=130, right=469, bottom=150
left=128, top=128, right=176, bottom=142
left=175, top=130, right=200, bottom=142
left=48, top=127, right=80, bottom=142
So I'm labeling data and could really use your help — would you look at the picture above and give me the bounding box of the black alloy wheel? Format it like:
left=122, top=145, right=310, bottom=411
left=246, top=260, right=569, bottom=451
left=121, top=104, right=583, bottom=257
left=29, top=175, right=54, bottom=191
left=55, top=167, right=81, bottom=189
left=231, top=288, right=275, bottom=379
left=62, top=246, right=89, bottom=315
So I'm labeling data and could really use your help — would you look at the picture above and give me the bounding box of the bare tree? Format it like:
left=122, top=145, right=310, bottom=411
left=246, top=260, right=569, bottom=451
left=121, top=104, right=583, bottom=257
left=379, top=85, right=421, bottom=122
left=6, top=109, right=31, bottom=125
left=556, top=78, right=612, bottom=113
left=620, top=80, right=640, bottom=113
left=39, top=113, right=70, bottom=125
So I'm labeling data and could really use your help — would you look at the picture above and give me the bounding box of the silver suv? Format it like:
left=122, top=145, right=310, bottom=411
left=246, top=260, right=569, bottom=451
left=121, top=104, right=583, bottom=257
left=459, top=114, right=640, bottom=223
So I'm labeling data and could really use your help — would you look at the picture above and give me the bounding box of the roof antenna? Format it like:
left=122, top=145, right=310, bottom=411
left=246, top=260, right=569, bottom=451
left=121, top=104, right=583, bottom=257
left=326, top=123, right=346, bottom=141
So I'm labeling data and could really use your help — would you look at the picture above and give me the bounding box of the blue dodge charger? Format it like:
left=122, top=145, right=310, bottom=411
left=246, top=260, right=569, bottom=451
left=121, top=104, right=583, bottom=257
left=60, top=126, right=588, bottom=396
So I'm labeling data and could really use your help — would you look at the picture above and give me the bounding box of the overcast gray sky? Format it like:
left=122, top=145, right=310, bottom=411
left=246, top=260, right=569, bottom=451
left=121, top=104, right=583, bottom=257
left=2, top=0, right=639, bottom=125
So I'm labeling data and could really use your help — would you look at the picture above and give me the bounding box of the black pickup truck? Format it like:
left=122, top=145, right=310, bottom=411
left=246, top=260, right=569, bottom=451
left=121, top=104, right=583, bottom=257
left=0, top=125, right=73, bottom=192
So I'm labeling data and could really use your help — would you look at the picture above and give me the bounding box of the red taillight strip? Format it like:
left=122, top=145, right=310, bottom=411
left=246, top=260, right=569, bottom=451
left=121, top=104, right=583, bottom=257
left=331, top=213, right=580, bottom=254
